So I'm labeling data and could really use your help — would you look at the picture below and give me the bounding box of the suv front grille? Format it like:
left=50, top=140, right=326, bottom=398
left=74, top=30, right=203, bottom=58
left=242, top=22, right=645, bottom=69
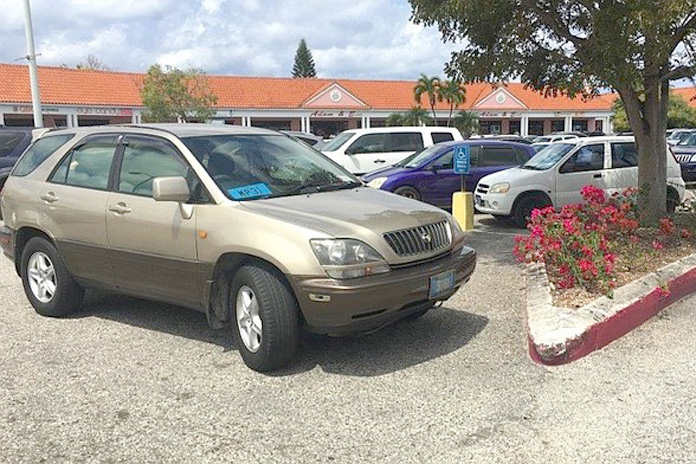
left=477, top=183, right=490, bottom=194
left=383, top=221, right=451, bottom=257
left=676, top=154, right=692, bottom=163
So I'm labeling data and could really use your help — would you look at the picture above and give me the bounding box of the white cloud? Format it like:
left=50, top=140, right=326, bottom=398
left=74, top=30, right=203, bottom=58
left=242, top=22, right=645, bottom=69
left=0, top=0, right=461, bottom=80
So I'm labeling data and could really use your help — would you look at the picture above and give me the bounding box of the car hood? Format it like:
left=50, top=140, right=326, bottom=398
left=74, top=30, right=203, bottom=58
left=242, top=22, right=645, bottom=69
left=240, top=187, right=447, bottom=237
left=478, top=166, right=541, bottom=186
left=672, top=146, right=696, bottom=154
left=361, top=165, right=411, bottom=181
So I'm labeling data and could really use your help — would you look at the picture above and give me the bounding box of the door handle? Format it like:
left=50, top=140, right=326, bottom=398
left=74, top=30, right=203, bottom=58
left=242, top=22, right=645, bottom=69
left=593, top=173, right=603, bottom=178
left=108, top=203, right=132, bottom=214
left=374, top=159, right=386, bottom=164
left=40, top=192, right=58, bottom=203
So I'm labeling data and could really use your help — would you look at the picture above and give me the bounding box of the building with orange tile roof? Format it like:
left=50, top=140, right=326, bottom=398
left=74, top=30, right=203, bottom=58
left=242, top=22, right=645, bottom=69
left=0, top=63, right=618, bottom=136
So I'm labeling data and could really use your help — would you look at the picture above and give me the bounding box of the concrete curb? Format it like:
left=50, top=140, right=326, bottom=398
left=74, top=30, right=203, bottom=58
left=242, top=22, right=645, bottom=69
left=526, top=253, right=696, bottom=365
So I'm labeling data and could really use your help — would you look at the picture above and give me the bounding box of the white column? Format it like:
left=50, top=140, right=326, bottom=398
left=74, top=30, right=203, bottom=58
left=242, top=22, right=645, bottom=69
left=0, top=112, right=4, bottom=126
left=131, top=112, right=138, bottom=124
left=365, top=116, right=371, bottom=129
left=521, top=115, right=529, bottom=137
left=305, top=116, right=311, bottom=134
left=605, top=116, right=613, bottom=135
left=564, top=115, right=573, bottom=132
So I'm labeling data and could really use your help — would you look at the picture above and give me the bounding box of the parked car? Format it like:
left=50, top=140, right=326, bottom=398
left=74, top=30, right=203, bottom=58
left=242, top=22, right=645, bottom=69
left=532, top=134, right=580, bottom=144
left=667, top=128, right=696, bottom=146
left=280, top=130, right=325, bottom=150
left=361, top=140, right=536, bottom=209
left=474, top=136, right=686, bottom=227
left=0, top=127, right=35, bottom=193
left=549, top=131, right=588, bottom=138
left=0, top=124, right=476, bottom=372
left=671, top=132, right=696, bottom=183
left=321, top=126, right=463, bottom=175
left=531, top=142, right=551, bottom=152
left=485, top=135, right=533, bottom=144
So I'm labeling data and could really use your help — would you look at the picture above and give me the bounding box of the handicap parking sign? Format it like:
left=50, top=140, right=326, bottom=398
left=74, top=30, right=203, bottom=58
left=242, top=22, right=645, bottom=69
left=454, top=145, right=470, bottom=175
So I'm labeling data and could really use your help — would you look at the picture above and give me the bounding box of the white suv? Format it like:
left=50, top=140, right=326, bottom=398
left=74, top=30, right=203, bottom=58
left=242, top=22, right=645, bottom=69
left=321, top=126, right=463, bottom=175
left=475, top=136, right=686, bottom=227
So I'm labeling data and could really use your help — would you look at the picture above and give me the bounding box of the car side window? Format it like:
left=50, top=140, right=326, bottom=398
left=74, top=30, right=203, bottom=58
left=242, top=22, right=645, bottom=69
left=433, top=148, right=455, bottom=169
left=514, top=147, right=530, bottom=164
left=469, top=146, right=481, bottom=167
left=117, top=136, right=189, bottom=197
left=611, top=142, right=638, bottom=169
left=388, top=132, right=424, bottom=152
left=479, top=146, right=519, bottom=167
left=50, top=135, right=118, bottom=190
left=12, top=135, right=74, bottom=177
left=560, top=144, right=605, bottom=173
left=432, top=132, right=455, bottom=143
left=346, top=134, right=386, bottom=154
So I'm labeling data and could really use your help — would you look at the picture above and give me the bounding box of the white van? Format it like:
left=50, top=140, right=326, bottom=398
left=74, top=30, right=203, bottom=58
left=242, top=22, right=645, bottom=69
left=475, top=136, right=686, bottom=226
left=321, top=126, right=463, bottom=174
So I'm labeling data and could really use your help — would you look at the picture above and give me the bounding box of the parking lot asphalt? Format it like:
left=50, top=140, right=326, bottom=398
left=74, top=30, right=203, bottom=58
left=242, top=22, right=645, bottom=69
left=1, top=215, right=695, bottom=463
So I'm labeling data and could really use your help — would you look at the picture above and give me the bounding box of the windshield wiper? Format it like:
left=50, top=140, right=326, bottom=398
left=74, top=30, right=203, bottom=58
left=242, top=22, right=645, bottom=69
left=270, top=181, right=362, bottom=198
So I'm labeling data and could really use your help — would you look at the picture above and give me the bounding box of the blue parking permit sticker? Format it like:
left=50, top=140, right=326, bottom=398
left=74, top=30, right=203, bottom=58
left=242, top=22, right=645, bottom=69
left=228, top=183, right=272, bottom=200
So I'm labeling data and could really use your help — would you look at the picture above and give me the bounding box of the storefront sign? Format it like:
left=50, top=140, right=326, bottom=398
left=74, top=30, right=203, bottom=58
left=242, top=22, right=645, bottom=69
left=11, top=105, right=60, bottom=113
left=310, top=110, right=362, bottom=118
left=76, top=107, right=132, bottom=116
left=478, top=111, right=521, bottom=118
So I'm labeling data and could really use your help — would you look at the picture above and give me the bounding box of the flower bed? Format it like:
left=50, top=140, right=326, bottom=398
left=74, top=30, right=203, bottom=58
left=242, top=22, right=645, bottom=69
left=514, top=185, right=696, bottom=308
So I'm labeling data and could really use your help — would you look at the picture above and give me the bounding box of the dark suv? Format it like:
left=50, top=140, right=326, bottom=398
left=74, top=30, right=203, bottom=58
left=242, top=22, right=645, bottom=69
left=0, top=128, right=35, bottom=194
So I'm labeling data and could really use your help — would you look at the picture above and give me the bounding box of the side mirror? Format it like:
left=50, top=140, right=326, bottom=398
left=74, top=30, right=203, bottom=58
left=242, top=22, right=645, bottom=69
left=152, top=176, right=191, bottom=203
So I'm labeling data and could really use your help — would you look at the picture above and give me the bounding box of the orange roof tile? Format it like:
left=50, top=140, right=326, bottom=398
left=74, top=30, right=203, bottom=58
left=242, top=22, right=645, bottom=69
left=0, top=62, right=617, bottom=112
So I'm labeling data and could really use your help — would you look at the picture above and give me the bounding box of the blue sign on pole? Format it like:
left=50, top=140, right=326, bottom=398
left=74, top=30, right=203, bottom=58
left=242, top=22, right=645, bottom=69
left=454, top=145, right=471, bottom=175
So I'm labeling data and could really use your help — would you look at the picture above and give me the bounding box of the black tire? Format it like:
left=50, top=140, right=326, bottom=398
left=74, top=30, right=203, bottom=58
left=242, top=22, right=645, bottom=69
left=512, top=195, right=551, bottom=228
left=20, top=237, right=84, bottom=317
left=230, top=263, right=300, bottom=372
left=394, top=186, right=421, bottom=201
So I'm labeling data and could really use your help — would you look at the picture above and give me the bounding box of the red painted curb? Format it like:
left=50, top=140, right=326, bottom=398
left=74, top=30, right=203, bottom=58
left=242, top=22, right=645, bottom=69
left=530, top=265, right=696, bottom=365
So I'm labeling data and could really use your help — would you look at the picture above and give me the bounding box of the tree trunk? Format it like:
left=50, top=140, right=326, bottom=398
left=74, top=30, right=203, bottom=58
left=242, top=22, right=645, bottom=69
left=618, top=81, right=668, bottom=224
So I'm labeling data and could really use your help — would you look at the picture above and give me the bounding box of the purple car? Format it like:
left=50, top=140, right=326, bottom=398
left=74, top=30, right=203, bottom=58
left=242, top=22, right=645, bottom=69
left=361, top=140, right=536, bottom=209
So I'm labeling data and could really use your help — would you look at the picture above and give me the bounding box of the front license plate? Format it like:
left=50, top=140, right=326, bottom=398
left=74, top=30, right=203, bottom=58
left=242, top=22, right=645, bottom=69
left=429, top=270, right=456, bottom=300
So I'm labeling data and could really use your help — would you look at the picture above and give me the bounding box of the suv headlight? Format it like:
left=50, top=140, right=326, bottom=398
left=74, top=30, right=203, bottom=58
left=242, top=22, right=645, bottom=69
left=310, top=239, right=390, bottom=279
left=366, top=177, right=387, bottom=189
left=489, top=182, right=510, bottom=194
left=690, top=154, right=696, bottom=162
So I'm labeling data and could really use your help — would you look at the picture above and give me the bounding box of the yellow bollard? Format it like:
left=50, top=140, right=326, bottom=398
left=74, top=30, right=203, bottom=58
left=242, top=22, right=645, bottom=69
left=452, top=192, right=475, bottom=231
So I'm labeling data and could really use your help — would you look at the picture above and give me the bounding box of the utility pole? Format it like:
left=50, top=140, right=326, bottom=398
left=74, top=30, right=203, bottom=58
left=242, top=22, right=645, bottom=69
left=22, top=0, right=43, bottom=128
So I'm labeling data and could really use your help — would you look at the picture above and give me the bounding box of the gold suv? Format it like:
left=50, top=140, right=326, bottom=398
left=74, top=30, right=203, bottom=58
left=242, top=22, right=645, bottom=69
left=0, top=124, right=476, bottom=371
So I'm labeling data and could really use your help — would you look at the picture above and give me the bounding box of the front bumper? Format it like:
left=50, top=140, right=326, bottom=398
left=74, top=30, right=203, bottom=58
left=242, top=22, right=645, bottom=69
left=473, top=192, right=514, bottom=215
left=288, top=245, right=476, bottom=335
left=681, top=163, right=696, bottom=183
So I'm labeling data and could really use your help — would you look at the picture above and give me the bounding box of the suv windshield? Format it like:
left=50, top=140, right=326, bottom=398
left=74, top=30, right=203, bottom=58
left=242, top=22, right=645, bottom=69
left=182, top=134, right=360, bottom=200
left=322, top=131, right=355, bottom=152
left=396, top=144, right=444, bottom=168
left=522, top=143, right=574, bottom=170
left=677, top=133, right=696, bottom=146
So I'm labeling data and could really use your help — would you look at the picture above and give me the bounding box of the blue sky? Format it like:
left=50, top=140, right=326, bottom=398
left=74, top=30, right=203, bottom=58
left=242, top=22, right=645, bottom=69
left=0, top=0, right=461, bottom=79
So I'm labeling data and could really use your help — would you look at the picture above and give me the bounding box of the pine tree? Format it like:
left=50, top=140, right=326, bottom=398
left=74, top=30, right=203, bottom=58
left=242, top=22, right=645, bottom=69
left=292, top=39, right=317, bottom=78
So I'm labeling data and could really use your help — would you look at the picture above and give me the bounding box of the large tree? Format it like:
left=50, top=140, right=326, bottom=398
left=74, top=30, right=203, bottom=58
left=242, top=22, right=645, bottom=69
left=410, top=0, right=696, bottom=222
left=612, top=92, right=696, bottom=132
left=140, top=64, right=218, bottom=123
left=76, top=54, right=109, bottom=71
left=438, top=79, right=466, bottom=127
left=292, top=39, right=317, bottom=78
left=414, top=74, right=441, bottom=125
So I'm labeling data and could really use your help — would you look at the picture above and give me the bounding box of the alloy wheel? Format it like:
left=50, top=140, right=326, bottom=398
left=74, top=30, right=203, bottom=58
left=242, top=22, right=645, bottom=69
left=27, top=251, right=57, bottom=303
left=236, top=285, right=263, bottom=353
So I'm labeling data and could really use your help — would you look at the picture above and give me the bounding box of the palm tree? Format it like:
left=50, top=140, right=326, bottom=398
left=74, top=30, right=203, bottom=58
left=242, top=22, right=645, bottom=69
left=413, top=74, right=441, bottom=125
left=403, top=106, right=433, bottom=126
left=386, top=113, right=404, bottom=126
left=453, top=111, right=479, bottom=138
left=438, top=80, right=466, bottom=127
